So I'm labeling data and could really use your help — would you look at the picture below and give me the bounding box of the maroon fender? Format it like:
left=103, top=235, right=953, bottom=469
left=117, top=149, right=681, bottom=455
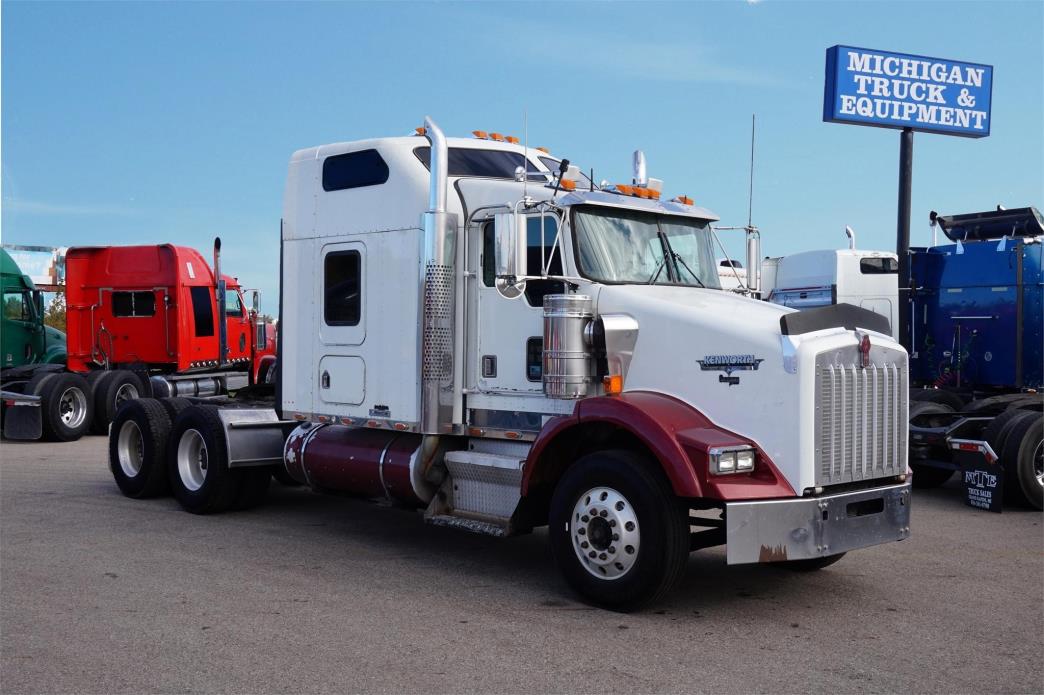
left=522, top=391, right=795, bottom=501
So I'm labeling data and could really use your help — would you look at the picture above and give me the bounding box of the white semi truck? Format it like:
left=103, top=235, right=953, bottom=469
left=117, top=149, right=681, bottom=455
left=108, top=118, right=912, bottom=609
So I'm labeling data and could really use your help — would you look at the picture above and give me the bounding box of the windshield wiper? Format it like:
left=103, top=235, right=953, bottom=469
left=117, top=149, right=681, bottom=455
left=661, top=235, right=706, bottom=288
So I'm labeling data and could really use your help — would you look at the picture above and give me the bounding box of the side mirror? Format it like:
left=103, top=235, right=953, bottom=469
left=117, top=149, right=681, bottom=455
left=494, top=212, right=527, bottom=299
left=32, top=291, right=44, bottom=318
left=251, top=290, right=260, bottom=316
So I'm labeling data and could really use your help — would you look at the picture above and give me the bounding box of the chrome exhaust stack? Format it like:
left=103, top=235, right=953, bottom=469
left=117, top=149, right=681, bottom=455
left=419, top=116, right=458, bottom=434
left=214, top=237, right=227, bottom=366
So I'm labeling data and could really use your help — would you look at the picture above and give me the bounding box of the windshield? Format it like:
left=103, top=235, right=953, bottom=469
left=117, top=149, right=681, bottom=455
left=573, top=206, right=721, bottom=288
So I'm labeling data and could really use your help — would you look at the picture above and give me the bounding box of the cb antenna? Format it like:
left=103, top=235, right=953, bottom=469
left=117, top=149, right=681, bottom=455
left=747, top=113, right=756, bottom=230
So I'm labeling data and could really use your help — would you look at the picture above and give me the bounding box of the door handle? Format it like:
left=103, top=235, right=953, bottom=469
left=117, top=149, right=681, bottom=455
left=321, top=371, right=330, bottom=389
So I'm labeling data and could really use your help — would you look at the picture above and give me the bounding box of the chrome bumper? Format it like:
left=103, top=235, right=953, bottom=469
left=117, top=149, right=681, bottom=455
left=725, top=481, right=911, bottom=565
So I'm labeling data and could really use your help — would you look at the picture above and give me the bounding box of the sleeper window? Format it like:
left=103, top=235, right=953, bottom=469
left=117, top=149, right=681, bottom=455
left=324, top=251, right=361, bottom=326
left=112, top=291, right=156, bottom=317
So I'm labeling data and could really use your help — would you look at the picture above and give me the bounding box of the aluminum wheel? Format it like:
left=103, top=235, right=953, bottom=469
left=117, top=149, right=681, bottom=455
left=58, top=387, right=88, bottom=429
left=177, top=428, right=209, bottom=492
left=116, top=420, right=145, bottom=477
left=114, top=382, right=139, bottom=410
left=570, top=486, right=641, bottom=580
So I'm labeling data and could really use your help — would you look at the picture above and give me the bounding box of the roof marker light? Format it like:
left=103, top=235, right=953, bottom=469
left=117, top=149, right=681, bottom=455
left=616, top=184, right=635, bottom=196
left=472, top=130, right=488, bottom=139
left=560, top=179, right=576, bottom=191
left=506, top=135, right=520, bottom=144
left=415, top=127, right=426, bottom=135
left=536, top=147, right=550, bottom=154
left=673, top=195, right=694, bottom=205
left=489, top=132, right=506, bottom=142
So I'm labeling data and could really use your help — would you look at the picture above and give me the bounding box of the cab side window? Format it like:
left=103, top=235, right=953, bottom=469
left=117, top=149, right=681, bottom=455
left=3, top=292, right=31, bottom=322
left=225, top=291, right=244, bottom=317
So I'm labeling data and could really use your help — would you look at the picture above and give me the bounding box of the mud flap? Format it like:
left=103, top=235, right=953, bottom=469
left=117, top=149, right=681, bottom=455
left=2, top=392, right=43, bottom=440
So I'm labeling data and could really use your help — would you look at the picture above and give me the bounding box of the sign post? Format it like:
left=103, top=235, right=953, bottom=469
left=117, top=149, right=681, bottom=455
left=823, top=45, right=993, bottom=352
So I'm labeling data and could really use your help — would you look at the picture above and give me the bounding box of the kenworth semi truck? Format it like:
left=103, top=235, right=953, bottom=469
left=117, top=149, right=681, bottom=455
left=1, top=241, right=277, bottom=441
left=107, top=118, right=912, bottom=609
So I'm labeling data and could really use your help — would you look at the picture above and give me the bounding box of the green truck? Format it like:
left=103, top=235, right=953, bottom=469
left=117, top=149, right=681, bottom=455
left=1, top=248, right=93, bottom=440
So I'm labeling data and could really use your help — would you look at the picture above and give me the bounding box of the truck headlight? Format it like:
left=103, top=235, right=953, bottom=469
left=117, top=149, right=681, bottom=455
left=709, top=446, right=756, bottom=475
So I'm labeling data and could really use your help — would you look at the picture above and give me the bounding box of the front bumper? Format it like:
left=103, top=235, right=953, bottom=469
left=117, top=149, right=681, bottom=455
left=725, top=481, right=911, bottom=564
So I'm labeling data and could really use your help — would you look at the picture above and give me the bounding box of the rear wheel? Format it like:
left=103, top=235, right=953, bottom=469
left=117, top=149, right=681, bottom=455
left=108, top=398, right=171, bottom=498
left=91, top=370, right=142, bottom=435
left=909, top=402, right=957, bottom=488
left=549, top=450, right=690, bottom=611
left=158, top=397, right=193, bottom=422
left=36, top=372, right=93, bottom=442
left=168, top=405, right=241, bottom=514
left=1000, top=414, right=1043, bottom=510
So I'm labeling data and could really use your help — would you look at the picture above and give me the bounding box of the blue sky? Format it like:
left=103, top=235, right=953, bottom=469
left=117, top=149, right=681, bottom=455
left=3, top=1, right=1041, bottom=311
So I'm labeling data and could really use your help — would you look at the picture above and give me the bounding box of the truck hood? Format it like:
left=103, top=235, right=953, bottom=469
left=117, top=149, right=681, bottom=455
left=593, top=284, right=801, bottom=490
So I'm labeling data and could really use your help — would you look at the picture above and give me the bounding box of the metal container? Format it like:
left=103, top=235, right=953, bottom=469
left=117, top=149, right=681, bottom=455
left=542, top=294, right=593, bottom=399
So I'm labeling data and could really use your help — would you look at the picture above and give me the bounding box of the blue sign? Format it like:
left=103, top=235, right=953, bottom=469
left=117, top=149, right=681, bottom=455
left=824, top=45, right=993, bottom=138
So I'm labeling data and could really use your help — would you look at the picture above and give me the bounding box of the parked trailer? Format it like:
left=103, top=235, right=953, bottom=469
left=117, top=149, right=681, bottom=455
left=1, top=241, right=277, bottom=441
left=110, top=117, right=912, bottom=609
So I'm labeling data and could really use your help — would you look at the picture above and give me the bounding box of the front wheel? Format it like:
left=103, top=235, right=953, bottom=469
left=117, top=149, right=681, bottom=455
left=549, top=450, right=690, bottom=611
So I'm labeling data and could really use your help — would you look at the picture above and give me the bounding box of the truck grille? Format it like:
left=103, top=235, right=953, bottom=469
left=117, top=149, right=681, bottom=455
left=814, top=355, right=908, bottom=486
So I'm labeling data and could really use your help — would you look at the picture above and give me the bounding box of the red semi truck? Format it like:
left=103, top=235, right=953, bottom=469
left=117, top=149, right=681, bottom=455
left=1, top=239, right=277, bottom=441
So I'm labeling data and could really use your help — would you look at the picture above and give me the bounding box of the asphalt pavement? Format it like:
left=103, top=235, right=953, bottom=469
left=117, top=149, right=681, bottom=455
left=2, top=436, right=1041, bottom=694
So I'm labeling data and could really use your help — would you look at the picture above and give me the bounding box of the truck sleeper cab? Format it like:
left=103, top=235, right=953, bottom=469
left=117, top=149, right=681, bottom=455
left=112, top=117, right=912, bottom=609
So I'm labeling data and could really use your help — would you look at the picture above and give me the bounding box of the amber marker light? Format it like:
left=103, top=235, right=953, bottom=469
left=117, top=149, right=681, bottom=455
left=603, top=374, right=624, bottom=395
left=472, top=130, right=488, bottom=139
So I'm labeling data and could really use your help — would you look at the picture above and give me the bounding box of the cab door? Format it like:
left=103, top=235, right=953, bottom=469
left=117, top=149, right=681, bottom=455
left=223, top=287, right=251, bottom=362
left=465, top=213, right=566, bottom=420
left=2, top=289, right=42, bottom=367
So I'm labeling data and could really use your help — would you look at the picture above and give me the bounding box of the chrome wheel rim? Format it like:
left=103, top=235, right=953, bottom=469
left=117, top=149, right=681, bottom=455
left=177, top=429, right=208, bottom=492
left=58, top=387, right=88, bottom=429
left=114, top=382, right=139, bottom=410
left=570, top=486, right=640, bottom=580
left=117, top=420, right=145, bottom=477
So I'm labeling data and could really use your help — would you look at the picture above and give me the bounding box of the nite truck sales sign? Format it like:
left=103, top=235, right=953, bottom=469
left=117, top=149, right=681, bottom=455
left=824, top=45, right=993, bottom=137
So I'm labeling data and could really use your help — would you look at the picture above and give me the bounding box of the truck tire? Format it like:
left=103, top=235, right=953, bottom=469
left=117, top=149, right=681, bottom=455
left=779, top=553, right=846, bottom=572
left=109, top=398, right=172, bottom=498
left=910, top=389, right=965, bottom=412
left=36, top=372, right=93, bottom=442
left=158, top=397, right=193, bottom=422
left=999, top=414, right=1043, bottom=510
left=91, top=370, right=142, bottom=435
left=548, top=450, right=690, bottom=611
left=909, top=402, right=956, bottom=488
left=983, top=408, right=1031, bottom=455
left=167, top=405, right=241, bottom=514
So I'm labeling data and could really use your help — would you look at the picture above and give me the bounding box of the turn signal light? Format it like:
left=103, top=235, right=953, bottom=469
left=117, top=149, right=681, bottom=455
left=603, top=374, right=624, bottom=395
left=472, top=130, right=488, bottom=139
